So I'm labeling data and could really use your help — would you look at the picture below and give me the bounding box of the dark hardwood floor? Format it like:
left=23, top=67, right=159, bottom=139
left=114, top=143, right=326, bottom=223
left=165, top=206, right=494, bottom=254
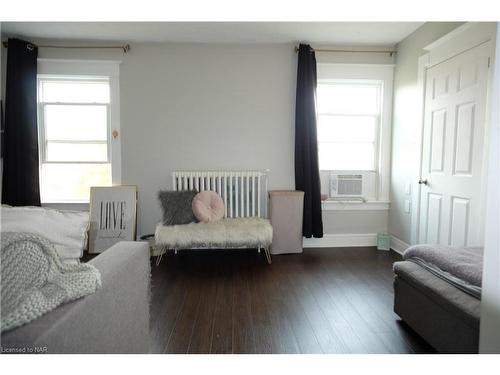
left=149, top=247, right=436, bottom=354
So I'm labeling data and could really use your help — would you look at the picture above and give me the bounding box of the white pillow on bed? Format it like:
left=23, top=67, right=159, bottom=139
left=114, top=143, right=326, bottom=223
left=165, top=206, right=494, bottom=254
left=0, top=205, right=89, bottom=264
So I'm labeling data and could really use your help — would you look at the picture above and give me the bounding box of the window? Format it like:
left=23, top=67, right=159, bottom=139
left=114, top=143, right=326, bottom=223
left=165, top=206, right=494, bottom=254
left=316, top=63, right=394, bottom=204
left=316, top=80, right=382, bottom=171
left=38, top=76, right=112, bottom=203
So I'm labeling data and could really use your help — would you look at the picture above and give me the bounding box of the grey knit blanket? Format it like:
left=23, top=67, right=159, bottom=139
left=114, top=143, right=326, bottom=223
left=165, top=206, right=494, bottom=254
left=1, top=232, right=101, bottom=332
left=403, top=244, right=483, bottom=296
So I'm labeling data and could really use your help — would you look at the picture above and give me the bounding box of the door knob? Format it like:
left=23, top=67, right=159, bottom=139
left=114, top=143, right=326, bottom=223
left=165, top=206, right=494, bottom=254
left=418, top=179, right=428, bottom=185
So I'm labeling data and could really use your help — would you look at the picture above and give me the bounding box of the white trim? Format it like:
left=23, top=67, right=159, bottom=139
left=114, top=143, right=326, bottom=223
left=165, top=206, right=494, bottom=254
left=38, top=58, right=122, bottom=64
left=303, top=233, right=377, bottom=248
left=37, top=59, right=122, bottom=75
left=109, top=65, right=121, bottom=185
left=321, top=200, right=390, bottom=211
left=37, top=59, right=121, bottom=204
left=378, top=69, right=394, bottom=202
left=317, top=63, right=396, bottom=68
left=410, top=53, right=430, bottom=245
left=390, top=235, right=410, bottom=256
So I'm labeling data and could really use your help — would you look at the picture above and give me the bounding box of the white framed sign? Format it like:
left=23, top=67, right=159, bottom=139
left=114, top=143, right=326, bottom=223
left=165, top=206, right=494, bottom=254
left=89, top=186, right=137, bottom=254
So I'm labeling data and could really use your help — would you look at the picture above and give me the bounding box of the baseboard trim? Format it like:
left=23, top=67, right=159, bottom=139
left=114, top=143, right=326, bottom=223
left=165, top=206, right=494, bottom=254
left=303, top=233, right=378, bottom=248
left=390, top=235, right=410, bottom=255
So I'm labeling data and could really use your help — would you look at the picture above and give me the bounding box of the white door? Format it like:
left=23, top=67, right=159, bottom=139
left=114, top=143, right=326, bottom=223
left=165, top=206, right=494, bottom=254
left=418, top=42, right=491, bottom=247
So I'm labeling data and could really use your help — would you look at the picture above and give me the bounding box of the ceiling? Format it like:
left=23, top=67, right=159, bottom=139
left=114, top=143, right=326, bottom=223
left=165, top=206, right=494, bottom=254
left=1, top=22, right=424, bottom=46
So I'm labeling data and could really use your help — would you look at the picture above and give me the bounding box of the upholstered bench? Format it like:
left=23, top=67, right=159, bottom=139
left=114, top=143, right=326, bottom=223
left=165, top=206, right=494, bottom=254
left=154, top=217, right=273, bottom=265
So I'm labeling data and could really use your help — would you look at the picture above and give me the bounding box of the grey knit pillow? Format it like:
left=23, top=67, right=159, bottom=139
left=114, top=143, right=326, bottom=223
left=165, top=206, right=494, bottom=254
left=158, top=190, right=198, bottom=226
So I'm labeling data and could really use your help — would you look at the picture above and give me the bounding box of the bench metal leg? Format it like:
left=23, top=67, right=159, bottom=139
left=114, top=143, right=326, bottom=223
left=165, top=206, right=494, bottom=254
left=264, top=247, right=272, bottom=264
left=155, top=248, right=166, bottom=266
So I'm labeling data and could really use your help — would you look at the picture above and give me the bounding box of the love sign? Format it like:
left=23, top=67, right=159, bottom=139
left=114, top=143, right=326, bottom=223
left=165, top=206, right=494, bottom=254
left=89, top=186, right=137, bottom=253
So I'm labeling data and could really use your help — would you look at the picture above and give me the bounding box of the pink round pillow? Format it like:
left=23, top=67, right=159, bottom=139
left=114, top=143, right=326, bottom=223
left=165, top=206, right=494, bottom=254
left=192, top=191, right=225, bottom=223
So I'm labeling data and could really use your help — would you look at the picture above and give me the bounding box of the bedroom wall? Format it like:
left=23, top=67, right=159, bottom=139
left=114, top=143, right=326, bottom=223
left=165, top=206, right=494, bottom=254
left=0, top=37, right=391, bottom=239
left=0, top=25, right=3, bottom=102
left=28, top=42, right=297, bottom=236
left=0, top=23, right=3, bottom=197
left=389, top=22, right=464, bottom=245
left=480, top=22, right=500, bottom=354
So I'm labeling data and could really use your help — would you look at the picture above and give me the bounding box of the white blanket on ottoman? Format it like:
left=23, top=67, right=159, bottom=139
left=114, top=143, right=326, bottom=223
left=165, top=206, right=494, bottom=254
left=155, top=217, right=273, bottom=249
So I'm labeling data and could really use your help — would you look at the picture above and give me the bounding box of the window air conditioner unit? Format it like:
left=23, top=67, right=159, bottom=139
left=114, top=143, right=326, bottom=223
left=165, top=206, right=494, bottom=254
left=330, top=173, right=364, bottom=198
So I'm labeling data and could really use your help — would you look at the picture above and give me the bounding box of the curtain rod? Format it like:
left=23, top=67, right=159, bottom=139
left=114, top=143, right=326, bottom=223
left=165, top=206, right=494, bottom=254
left=294, top=46, right=396, bottom=56
left=2, top=41, right=130, bottom=53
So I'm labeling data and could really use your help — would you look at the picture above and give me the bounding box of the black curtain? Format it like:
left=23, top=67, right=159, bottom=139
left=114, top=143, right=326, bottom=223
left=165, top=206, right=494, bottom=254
left=2, top=38, right=40, bottom=206
left=295, top=44, right=323, bottom=238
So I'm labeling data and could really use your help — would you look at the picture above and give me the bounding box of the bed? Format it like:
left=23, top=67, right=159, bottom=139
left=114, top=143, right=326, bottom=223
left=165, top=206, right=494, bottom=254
left=393, top=245, right=482, bottom=353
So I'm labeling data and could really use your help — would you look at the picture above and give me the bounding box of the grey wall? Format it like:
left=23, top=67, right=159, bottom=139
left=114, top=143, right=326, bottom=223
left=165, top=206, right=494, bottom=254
left=479, top=22, right=500, bottom=354
left=0, top=23, right=3, bottom=193
left=389, top=22, right=464, bottom=244
left=120, top=43, right=299, bottom=236
left=0, top=23, right=2, bottom=195
left=323, top=210, right=388, bottom=234
left=31, top=42, right=298, bottom=236
left=0, top=37, right=394, bottom=238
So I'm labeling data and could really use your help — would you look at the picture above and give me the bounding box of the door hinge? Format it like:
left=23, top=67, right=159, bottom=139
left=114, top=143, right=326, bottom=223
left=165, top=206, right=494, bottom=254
left=488, top=57, right=491, bottom=68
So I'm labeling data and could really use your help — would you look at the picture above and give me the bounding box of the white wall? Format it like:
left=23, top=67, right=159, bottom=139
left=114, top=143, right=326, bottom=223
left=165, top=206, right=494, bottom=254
left=480, top=22, right=500, bottom=354
left=388, top=22, right=464, bottom=244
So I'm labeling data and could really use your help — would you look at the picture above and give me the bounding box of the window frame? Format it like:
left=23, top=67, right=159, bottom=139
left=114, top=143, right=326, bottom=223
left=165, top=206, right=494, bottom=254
left=37, top=59, right=121, bottom=204
left=38, top=75, right=112, bottom=165
left=316, top=63, right=394, bottom=203
left=316, top=79, right=383, bottom=172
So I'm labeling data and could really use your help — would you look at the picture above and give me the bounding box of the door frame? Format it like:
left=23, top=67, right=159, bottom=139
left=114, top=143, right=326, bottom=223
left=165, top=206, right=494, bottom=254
left=410, top=22, right=497, bottom=245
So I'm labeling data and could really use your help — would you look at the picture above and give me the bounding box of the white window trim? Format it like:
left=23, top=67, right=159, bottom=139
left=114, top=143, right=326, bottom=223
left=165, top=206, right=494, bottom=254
left=37, top=59, right=121, bottom=205
left=321, top=200, right=390, bottom=211
left=317, top=63, right=394, bottom=206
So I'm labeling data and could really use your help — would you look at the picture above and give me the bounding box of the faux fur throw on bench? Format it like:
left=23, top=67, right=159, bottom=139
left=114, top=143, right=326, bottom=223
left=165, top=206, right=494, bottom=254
left=1, top=232, right=101, bottom=332
left=155, top=217, right=273, bottom=249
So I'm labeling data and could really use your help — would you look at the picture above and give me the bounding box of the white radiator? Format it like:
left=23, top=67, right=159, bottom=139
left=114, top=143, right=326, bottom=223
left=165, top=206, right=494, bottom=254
left=172, top=170, right=269, bottom=218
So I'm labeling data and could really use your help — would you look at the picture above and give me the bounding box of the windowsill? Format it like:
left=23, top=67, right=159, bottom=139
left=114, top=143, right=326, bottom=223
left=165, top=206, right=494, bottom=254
left=321, top=200, right=390, bottom=211
left=42, top=202, right=90, bottom=211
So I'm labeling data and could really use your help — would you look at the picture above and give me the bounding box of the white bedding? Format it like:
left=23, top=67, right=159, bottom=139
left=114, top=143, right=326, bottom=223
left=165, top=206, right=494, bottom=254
left=1, top=205, right=89, bottom=264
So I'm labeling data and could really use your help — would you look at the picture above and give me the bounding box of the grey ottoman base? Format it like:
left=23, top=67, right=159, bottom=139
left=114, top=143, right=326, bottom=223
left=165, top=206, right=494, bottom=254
left=393, top=261, right=480, bottom=353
